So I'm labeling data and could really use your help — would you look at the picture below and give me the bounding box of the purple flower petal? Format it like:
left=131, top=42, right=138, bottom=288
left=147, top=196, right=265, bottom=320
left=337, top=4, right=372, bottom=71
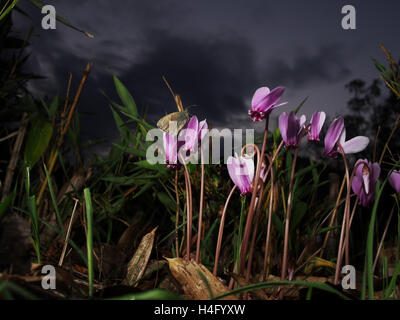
left=371, top=162, right=381, bottom=182
left=389, top=170, right=400, bottom=193
left=341, top=136, right=369, bottom=154
left=251, top=87, right=271, bottom=111
left=352, top=159, right=380, bottom=207
left=279, top=112, right=289, bottom=145
left=308, top=111, right=326, bottom=141
left=163, top=132, right=181, bottom=169
left=351, top=175, right=363, bottom=196
left=249, top=86, right=286, bottom=121
left=199, top=119, right=208, bottom=141
left=261, top=86, right=285, bottom=110
left=183, top=116, right=199, bottom=151
left=227, top=154, right=254, bottom=195
left=323, top=117, right=344, bottom=157
left=286, top=112, right=300, bottom=147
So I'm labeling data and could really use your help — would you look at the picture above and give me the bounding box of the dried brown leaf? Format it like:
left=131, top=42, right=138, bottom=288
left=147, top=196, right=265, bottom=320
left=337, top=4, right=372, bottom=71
left=123, top=226, right=157, bottom=287
left=166, top=257, right=237, bottom=300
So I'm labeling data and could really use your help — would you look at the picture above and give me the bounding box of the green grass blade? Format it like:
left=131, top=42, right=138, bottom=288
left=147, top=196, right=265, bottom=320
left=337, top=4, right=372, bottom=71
left=113, top=75, right=138, bottom=118
left=366, top=180, right=386, bottom=300
left=84, top=188, right=94, bottom=297
left=26, top=0, right=94, bottom=38
left=43, top=164, right=64, bottom=237
left=0, top=0, right=20, bottom=21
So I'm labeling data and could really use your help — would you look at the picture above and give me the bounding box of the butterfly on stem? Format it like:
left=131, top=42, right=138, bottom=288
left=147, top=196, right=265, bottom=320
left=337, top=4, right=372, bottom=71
left=157, top=76, right=191, bottom=135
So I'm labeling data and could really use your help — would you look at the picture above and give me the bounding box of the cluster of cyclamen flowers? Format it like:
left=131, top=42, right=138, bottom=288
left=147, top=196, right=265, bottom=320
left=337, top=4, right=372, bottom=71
left=162, top=86, right=400, bottom=203
left=226, top=86, right=400, bottom=204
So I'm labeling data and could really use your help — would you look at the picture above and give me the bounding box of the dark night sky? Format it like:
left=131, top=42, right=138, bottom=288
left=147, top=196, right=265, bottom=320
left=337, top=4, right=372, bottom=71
left=11, top=0, right=400, bottom=154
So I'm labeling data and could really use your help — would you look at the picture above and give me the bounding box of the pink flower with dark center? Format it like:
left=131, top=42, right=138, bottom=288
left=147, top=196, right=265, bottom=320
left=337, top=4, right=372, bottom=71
left=248, top=87, right=287, bottom=122
left=227, top=154, right=254, bottom=196
left=351, top=159, right=380, bottom=207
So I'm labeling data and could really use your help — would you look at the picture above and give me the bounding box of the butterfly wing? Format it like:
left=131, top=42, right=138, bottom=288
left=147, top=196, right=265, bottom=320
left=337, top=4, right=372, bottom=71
left=157, top=111, right=189, bottom=135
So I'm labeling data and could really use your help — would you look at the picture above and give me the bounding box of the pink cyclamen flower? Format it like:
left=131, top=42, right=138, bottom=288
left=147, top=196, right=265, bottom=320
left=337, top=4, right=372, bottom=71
left=351, top=159, right=380, bottom=207
left=323, top=117, right=369, bottom=158
left=179, top=116, right=208, bottom=152
left=163, top=132, right=184, bottom=169
left=308, top=111, right=326, bottom=142
left=249, top=86, right=287, bottom=122
left=227, top=154, right=254, bottom=196
left=279, top=111, right=306, bottom=148
left=388, top=170, right=400, bottom=194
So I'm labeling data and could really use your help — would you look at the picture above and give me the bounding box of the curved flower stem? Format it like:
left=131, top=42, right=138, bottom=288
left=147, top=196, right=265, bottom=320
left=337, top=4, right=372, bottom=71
left=179, top=152, right=193, bottom=260
left=334, top=153, right=369, bottom=284
left=238, top=116, right=269, bottom=275
left=213, top=185, right=237, bottom=276
left=174, top=169, right=180, bottom=257
left=195, top=148, right=205, bottom=263
left=238, top=143, right=261, bottom=274
left=263, top=155, right=275, bottom=281
left=339, top=144, right=351, bottom=267
left=281, top=147, right=299, bottom=282
left=333, top=143, right=351, bottom=285
left=246, top=142, right=284, bottom=281
left=262, top=141, right=285, bottom=184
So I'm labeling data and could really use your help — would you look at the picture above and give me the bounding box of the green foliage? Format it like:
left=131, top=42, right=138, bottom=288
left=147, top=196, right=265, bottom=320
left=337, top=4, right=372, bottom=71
left=24, top=117, right=53, bottom=168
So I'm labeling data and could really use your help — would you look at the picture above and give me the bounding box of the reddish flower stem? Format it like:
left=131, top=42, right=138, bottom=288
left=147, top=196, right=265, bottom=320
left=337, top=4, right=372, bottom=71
left=213, top=185, right=237, bottom=276
left=334, top=154, right=369, bottom=284
left=263, top=155, right=275, bottom=281
left=195, top=147, right=205, bottom=263
left=175, top=169, right=180, bottom=257
left=239, top=116, right=269, bottom=275
left=179, top=152, right=193, bottom=260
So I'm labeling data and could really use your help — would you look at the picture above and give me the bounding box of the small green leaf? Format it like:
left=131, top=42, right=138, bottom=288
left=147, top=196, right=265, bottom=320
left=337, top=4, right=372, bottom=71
left=113, top=75, right=138, bottom=118
left=24, top=118, right=53, bottom=168
left=157, top=192, right=176, bottom=212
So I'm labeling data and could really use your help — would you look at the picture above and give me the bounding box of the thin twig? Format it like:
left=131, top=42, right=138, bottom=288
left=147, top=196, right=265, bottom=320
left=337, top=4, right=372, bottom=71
left=0, top=131, right=18, bottom=143
left=36, top=62, right=92, bottom=206
left=1, top=113, right=28, bottom=201
left=58, top=198, right=79, bottom=266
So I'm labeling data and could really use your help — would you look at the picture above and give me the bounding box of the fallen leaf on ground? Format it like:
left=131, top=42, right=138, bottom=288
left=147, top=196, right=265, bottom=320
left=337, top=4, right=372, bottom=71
left=123, top=226, right=157, bottom=287
left=166, top=257, right=237, bottom=300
